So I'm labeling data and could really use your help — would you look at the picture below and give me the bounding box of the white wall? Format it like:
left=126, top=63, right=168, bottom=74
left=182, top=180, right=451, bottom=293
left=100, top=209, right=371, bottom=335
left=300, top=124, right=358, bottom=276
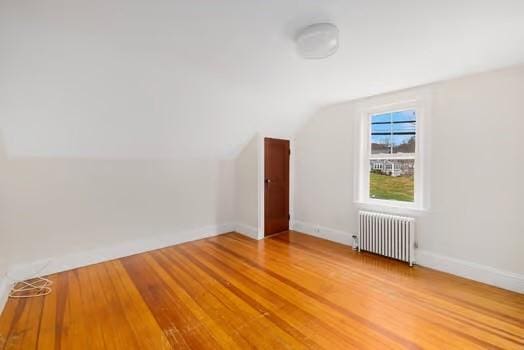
left=0, top=140, right=11, bottom=280
left=0, top=236, right=7, bottom=279
left=294, top=65, right=524, bottom=289
left=234, top=135, right=259, bottom=238
left=0, top=153, right=236, bottom=267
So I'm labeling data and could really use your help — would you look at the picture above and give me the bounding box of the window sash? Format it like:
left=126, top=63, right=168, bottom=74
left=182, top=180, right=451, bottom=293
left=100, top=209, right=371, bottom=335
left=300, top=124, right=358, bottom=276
left=369, top=110, right=416, bottom=157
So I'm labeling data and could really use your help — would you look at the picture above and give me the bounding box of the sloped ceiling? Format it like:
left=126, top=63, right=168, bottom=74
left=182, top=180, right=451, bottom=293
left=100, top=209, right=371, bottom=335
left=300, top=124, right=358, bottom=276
left=1, top=0, right=523, bottom=159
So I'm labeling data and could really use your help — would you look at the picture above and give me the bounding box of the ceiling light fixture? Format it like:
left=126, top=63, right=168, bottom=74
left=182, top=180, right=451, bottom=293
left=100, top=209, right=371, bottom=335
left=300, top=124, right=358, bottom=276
left=296, top=23, right=339, bottom=59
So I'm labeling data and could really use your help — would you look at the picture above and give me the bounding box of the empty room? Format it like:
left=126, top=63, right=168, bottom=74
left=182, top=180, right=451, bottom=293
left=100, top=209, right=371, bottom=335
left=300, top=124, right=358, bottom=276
left=0, top=0, right=523, bottom=349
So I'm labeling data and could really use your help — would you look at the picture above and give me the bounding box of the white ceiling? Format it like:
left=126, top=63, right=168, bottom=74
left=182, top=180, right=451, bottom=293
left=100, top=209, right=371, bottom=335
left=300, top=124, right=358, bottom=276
left=1, top=0, right=523, bottom=159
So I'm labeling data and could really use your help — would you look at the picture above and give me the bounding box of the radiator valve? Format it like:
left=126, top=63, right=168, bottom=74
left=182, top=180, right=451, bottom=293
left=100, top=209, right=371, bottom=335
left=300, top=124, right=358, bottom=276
left=352, top=234, right=358, bottom=250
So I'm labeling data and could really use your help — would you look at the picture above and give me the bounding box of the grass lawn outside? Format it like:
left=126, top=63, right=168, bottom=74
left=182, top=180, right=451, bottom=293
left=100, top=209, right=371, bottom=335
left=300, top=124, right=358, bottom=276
left=369, top=173, right=414, bottom=202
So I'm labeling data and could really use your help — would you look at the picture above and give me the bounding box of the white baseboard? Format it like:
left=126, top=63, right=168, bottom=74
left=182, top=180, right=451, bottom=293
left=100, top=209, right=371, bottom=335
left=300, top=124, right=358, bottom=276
left=235, top=223, right=260, bottom=240
left=293, top=220, right=523, bottom=293
left=7, top=223, right=236, bottom=283
left=293, top=220, right=354, bottom=246
left=0, top=275, right=11, bottom=316
left=416, top=250, right=524, bottom=293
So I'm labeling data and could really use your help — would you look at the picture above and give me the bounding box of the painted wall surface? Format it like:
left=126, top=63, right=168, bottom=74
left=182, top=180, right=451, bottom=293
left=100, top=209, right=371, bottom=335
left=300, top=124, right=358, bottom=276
left=0, top=143, right=10, bottom=279
left=0, top=251, right=7, bottom=280
left=0, top=155, right=235, bottom=266
left=294, top=65, right=524, bottom=275
left=235, top=136, right=259, bottom=232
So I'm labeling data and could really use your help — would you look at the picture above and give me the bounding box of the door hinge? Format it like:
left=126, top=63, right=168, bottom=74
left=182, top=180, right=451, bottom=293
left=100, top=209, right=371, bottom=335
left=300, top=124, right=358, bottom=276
left=288, top=214, right=290, bottom=220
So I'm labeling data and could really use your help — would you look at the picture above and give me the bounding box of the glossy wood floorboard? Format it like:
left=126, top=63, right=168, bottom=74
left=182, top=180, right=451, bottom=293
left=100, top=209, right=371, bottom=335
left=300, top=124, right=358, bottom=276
left=1, top=231, right=523, bottom=349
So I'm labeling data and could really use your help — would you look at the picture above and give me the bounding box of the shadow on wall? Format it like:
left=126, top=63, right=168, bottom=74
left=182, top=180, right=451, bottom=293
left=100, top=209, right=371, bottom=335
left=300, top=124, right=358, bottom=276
left=216, top=157, right=236, bottom=229
left=0, top=132, right=5, bottom=160
left=234, top=134, right=259, bottom=232
left=0, top=130, right=236, bottom=266
left=293, top=103, right=356, bottom=233
left=0, top=132, right=8, bottom=275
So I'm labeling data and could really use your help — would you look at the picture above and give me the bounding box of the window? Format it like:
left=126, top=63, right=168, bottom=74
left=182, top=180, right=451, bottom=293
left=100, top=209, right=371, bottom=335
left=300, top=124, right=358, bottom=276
left=356, top=93, right=428, bottom=211
left=369, top=109, right=416, bottom=202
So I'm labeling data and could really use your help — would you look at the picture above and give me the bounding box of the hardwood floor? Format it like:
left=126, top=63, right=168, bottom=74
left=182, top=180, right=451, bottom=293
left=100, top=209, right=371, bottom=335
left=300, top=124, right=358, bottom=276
left=0, top=231, right=523, bottom=349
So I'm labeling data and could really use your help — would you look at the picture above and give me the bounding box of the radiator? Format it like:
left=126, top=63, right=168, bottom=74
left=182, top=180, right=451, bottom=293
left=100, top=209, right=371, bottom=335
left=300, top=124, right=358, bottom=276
left=358, top=211, right=416, bottom=266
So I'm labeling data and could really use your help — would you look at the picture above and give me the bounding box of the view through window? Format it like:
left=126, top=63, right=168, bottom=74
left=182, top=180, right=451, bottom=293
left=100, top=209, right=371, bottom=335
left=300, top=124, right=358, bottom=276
left=369, top=109, right=416, bottom=202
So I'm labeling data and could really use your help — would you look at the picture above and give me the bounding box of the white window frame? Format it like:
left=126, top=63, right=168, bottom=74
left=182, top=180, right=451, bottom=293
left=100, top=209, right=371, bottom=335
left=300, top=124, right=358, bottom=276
left=355, top=89, right=430, bottom=212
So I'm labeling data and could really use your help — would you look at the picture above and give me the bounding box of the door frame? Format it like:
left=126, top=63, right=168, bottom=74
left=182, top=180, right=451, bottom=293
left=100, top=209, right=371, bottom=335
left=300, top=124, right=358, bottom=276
left=257, top=133, right=294, bottom=239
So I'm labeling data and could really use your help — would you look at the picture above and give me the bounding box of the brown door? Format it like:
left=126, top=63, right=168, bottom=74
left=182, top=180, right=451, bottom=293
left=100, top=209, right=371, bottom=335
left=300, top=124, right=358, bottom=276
left=264, top=138, right=290, bottom=236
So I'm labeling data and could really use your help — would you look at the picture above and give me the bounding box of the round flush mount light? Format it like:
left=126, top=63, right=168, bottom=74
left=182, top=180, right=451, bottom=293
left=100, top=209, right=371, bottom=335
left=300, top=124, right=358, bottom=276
left=296, top=23, right=339, bottom=59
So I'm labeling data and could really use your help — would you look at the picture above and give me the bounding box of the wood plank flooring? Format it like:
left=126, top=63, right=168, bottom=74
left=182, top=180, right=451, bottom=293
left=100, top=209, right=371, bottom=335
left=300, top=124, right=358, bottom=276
left=0, top=231, right=523, bottom=349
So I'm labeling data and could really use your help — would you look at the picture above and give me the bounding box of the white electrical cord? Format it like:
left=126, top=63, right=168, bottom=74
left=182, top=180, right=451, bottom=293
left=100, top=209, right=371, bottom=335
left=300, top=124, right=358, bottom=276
left=7, top=260, right=53, bottom=299
left=9, top=277, right=53, bottom=298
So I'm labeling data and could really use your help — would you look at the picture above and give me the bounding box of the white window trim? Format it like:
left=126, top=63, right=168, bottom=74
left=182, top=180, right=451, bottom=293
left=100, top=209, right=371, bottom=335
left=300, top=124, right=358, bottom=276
left=354, top=88, right=431, bottom=213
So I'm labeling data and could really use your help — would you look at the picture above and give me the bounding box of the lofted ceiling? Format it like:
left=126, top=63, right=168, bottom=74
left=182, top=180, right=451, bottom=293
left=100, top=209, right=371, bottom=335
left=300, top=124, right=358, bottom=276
left=1, top=0, right=523, bottom=159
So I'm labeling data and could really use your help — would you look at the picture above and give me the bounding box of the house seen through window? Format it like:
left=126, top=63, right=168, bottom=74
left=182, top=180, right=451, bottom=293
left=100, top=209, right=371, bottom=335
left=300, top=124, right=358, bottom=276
left=369, top=109, right=416, bottom=202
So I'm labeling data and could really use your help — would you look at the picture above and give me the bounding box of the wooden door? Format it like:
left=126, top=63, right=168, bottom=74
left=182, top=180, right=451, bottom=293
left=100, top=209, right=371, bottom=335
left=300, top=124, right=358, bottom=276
left=264, top=138, right=290, bottom=236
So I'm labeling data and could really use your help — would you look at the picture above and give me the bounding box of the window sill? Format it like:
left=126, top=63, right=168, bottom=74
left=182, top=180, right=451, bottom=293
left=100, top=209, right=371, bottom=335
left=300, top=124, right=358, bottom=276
left=354, top=201, right=429, bottom=217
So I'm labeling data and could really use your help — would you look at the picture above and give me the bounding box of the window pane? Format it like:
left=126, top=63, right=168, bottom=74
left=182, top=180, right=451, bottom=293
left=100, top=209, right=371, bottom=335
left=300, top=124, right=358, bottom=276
left=371, top=112, right=391, bottom=154
left=371, top=134, right=390, bottom=154
left=392, top=135, right=415, bottom=153
left=371, top=112, right=391, bottom=123
left=371, top=109, right=416, bottom=156
left=392, top=110, right=416, bottom=122
left=392, top=110, right=416, bottom=154
left=371, top=122, right=391, bottom=133
left=392, top=121, right=416, bottom=133
left=369, top=159, right=414, bottom=202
